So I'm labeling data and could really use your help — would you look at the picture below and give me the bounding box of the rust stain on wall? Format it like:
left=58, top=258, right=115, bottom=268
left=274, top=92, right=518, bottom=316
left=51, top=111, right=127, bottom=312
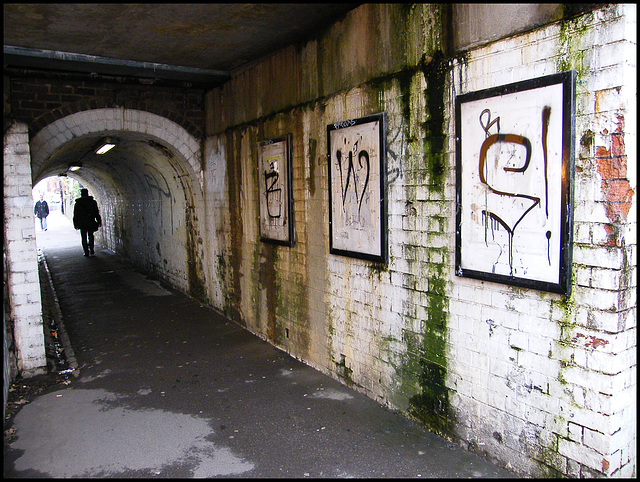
left=225, top=129, right=245, bottom=325
left=258, top=242, right=279, bottom=344
left=185, top=203, right=207, bottom=302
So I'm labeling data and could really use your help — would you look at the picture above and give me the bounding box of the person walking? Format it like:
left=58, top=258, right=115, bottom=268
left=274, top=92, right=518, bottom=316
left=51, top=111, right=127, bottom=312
left=34, top=194, right=50, bottom=231
left=73, top=188, right=102, bottom=256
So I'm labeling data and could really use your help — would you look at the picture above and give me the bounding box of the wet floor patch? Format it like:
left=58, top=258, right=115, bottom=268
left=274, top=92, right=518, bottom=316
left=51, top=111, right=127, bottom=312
left=308, top=387, right=354, bottom=401
left=8, top=388, right=254, bottom=477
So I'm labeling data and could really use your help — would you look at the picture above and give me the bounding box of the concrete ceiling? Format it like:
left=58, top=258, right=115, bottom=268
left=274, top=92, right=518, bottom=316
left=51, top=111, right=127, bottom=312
left=4, top=3, right=359, bottom=87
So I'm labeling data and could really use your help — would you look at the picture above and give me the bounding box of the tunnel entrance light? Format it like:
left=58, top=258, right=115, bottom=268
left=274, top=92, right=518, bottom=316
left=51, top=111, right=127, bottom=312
left=95, top=138, right=116, bottom=155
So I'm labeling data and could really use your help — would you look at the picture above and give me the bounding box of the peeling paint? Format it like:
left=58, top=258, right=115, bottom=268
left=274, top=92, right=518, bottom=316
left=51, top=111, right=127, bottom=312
left=572, top=333, right=609, bottom=349
left=594, top=115, right=635, bottom=232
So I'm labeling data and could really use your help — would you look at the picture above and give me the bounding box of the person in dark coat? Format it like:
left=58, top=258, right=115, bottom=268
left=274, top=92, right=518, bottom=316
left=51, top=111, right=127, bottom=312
left=34, top=194, right=49, bottom=231
left=73, top=188, right=102, bottom=256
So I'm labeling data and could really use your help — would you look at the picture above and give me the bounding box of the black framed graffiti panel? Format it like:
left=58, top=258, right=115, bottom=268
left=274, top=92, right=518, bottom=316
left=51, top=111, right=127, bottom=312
left=327, top=113, right=387, bottom=263
left=455, top=71, right=575, bottom=294
left=258, top=134, right=294, bottom=246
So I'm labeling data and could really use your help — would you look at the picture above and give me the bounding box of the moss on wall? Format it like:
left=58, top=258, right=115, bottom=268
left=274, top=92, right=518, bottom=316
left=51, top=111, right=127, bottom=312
left=258, top=242, right=281, bottom=344
left=370, top=43, right=455, bottom=435
left=419, top=51, right=449, bottom=190
left=557, top=10, right=591, bottom=79
left=217, top=1, right=457, bottom=439
left=400, top=45, right=453, bottom=435
left=406, top=264, right=452, bottom=435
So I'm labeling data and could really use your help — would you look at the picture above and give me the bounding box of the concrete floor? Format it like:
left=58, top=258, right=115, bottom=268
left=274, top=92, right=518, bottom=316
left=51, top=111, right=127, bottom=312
left=4, top=210, right=516, bottom=478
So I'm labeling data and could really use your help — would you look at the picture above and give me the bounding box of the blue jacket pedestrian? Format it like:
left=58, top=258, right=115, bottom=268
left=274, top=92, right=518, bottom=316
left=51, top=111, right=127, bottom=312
left=34, top=194, right=49, bottom=231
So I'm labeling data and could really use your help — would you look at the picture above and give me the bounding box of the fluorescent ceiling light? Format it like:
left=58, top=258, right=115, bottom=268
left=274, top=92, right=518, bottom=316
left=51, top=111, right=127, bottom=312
left=69, top=165, right=81, bottom=171
left=96, top=141, right=116, bottom=155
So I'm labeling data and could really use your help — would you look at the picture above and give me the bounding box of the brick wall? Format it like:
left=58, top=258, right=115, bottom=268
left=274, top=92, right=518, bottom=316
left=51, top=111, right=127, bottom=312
left=449, top=6, right=636, bottom=477
left=203, top=4, right=636, bottom=477
left=450, top=6, right=635, bottom=477
left=8, top=76, right=205, bottom=138
left=4, top=3, right=632, bottom=478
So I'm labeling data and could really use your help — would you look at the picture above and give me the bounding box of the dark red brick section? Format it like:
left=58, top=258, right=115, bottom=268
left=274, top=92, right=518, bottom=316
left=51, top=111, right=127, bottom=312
left=594, top=115, right=635, bottom=247
left=9, top=77, right=205, bottom=139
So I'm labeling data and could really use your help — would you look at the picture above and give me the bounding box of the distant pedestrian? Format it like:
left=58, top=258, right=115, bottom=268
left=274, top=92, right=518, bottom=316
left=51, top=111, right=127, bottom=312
left=34, top=194, right=49, bottom=231
left=73, top=188, right=102, bottom=257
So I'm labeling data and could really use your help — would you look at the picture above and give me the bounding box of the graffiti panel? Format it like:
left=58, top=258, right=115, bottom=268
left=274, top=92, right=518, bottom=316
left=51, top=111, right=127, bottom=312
left=258, top=134, right=294, bottom=246
left=328, top=113, right=387, bottom=263
left=455, top=71, right=575, bottom=294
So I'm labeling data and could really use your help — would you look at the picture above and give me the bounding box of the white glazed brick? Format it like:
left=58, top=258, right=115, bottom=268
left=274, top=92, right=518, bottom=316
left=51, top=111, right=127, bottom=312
left=585, top=350, right=620, bottom=377
left=13, top=159, right=33, bottom=176
left=589, top=309, right=623, bottom=333
left=560, top=399, right=612, bottom=436
left=573, top=222, right=592, bottom=244
left=11, top=299, right=42, bottom=320
left=590, top=268, right=622, bottom=291
left=574, top=200, right=612, bottom=225
left=562, top=364, right=616, bottom=396
left=574, top=176, right=604, bottom=205
left=559, top=438, right=610, bottom=474
left=10, top=280, right=41, bottom=297
left=574, top=287, right=619, bottom=312
left=568, top=422, right=584, bottom=443
left=573, top=245, right=623, bottom=269
left=507, top=330, right=528, bottom=351
left=576, top=266, right=592, bottom=287
left=591, top=224, right=615, bottom=247
left=123, top=108, right=141, bottom=127
left=605, top=330, right=636, bottom=358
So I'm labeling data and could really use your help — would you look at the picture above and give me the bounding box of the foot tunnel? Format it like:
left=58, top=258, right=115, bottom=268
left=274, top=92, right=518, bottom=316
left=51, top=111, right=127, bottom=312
left=4, top=108, right=210, bottom=375
left=31, top=108, right=208, bottom=297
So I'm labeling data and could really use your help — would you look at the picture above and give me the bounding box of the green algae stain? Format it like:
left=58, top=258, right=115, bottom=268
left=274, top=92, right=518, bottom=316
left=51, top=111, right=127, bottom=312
left=419, top=51, right=449, bottom=190
left=406, top=267, right=452, bottom=435
left=402, top=49, right=453, bottom=435
left=557, top=10, right=591, bottom=79
left=368, top=43, right=455, bottom=437
left=541, top=276, right=579, bottom=475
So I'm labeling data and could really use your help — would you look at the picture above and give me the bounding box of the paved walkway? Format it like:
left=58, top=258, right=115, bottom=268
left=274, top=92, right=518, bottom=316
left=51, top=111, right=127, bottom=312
left=4, top=210, right=515, bottom=478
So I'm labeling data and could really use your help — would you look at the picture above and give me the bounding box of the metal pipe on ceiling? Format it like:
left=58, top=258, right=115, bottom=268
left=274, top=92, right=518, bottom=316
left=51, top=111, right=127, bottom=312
left=4, top=45, right=230, bottom=86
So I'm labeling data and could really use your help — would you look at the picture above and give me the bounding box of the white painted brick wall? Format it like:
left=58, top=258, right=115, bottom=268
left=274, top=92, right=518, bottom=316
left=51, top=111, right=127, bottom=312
left=200, top=4, right=634, bottom=478
left=3, top=122, right=47, bottom=375
left=448, top=4, right=636, bottom=477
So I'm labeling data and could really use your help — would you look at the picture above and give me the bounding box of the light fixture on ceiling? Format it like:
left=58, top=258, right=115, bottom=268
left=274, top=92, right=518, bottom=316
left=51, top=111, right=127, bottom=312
left=69, top=163, right=82, bottom=172
left=95, top=137, right=116, bottom=155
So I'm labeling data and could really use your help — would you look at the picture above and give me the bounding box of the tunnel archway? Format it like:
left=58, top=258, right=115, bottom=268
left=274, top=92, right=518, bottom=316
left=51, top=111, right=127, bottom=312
left=29, top=108, right=208, bottom=299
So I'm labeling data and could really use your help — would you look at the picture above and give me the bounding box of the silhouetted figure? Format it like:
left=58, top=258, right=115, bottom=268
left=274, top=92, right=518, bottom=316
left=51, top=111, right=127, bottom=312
left=34, top=194, right=49, bottom=231
left=73, top=188, right=102, bottom=256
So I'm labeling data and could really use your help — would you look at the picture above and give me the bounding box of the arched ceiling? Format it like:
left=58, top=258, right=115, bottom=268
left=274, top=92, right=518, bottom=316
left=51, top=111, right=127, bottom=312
left=33, top=132, right=180, bottom=218
left=37, top=132, right=179, bottom=189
